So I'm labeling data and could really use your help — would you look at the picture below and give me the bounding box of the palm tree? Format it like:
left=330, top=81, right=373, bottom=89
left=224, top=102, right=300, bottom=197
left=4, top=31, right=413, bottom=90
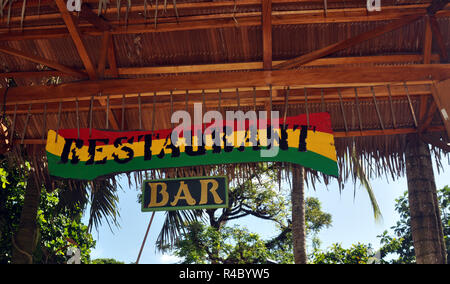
left=291, top=165, right=307, bottom=264
left=405, top=134, right=447, bottom=264
left=9, top=150, right=120, bottom=264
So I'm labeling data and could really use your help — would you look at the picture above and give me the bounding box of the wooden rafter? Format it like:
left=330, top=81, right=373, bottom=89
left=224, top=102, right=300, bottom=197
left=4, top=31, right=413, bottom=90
left=3, top=4, right=450, bottom=41
left=0, top=84, right=435, bottom=115
left=262, top=0, right=272, bottom=70
left=13, top=126, right=447, bottom=145
left=429, top=15, right=448, bottom=62
left=55, top=0, right=97, bottom=80
left=97, top=31, right=111, bottom=78
left=273, top=13, right=424, bottom=69
left=79, top=3, right=112, bottom=32
left=423, top=15, right=433, bottom=64
left=3, top=64, right=450, bottom=106
left=430, top=79, right=450, bottom=139
left=0, top=54, right=440, bottom=79
left=107, top=34, right=119, bottom=78
left=0, top=45, right=87, bottom=78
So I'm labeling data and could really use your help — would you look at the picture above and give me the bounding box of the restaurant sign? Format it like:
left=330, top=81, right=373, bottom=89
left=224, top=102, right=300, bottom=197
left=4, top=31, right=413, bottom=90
left=45, top=112, right=338, bottom=180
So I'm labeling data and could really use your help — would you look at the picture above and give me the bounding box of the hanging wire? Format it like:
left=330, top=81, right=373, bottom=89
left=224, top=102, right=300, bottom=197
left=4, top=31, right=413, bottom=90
left=236, top=88, right=240, bottom=109
left=21, top=103, right=32, bottom=144
left=89, top=96, right=94, bottom=137
left=253, top=86, right=257, bottom=112
left=185, top=90, right=189, bottom=112
left=386, top=84, right=397, bottom=129
left=202, top=89, right=206, bottom=112
left=9, top=103, right=17, bottom=144
left=218, top=89, right=222, bottom=113
left=320, top=88, right=326, bottom=112
left=354, top=88, right=363, bottom=132
left=42, top=103, right=47, bottom=140
left=106, top=95, right=110, bottom=129
left=121, top=94, right=125, bottom=131
left=403, top=82, right=418, bottom=128
left=269, top=85, right=273, bottom=112
left=152, top=92, right=157, bottom=133
left=304, top=88, right=309, bottom=128
left=75, top=98, right=80, bottom=138
left=170, top=90, right=174, bottom=128
left=337, top=88, right=348, bottom=133
left=370, top=86, right=385, bottom=130
left=138, top=93, right=142, bottom=130
left=55, top=101, right=62, bottom=142
left=283, top=86, right=290, bottom=127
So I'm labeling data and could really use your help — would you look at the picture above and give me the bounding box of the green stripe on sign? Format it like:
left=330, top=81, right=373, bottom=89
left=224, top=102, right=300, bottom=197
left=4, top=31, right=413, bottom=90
left=47, top=147, right=338, bottom=180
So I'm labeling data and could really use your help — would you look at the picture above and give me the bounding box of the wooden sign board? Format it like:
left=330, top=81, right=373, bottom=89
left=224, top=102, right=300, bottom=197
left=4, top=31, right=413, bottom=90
left=45, top=112, right=338, bottom=180
left=141, top=176, right=228, bottom=212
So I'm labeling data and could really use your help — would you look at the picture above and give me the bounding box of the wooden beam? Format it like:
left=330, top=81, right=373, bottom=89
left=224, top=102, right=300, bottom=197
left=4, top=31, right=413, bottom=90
left=273, top=13, right=424, bottom=69
left=0, top=54, right=441, bottom=79
left=55, top=0, right=98, bottom=80
left=0, top=45, right=87, bottom=78
left=3, top=64, right=450, bottom=106
left=97, top=31, right=111, bottom=78
left=4, top=5, right=449, bottom=41
left=431, top=79, right=450, bottom=139
left=79, top=3, right=112, bottom=32
left=14, top=126, right=446, bottom=145
left=2, top=84, right=435, bottom=115
left=262, top=0, right=272, bottom=70
left=107, top=34, right=119, bottom=78
left=429, top=15, right=448, bottom=62
left=423, top=15, right=433, bottom=64
left=419, top=100, right=438, bottom=133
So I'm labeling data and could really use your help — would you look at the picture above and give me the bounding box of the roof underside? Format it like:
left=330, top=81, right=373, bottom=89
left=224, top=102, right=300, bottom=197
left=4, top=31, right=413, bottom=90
left=0, top=0, right=449, bottom=182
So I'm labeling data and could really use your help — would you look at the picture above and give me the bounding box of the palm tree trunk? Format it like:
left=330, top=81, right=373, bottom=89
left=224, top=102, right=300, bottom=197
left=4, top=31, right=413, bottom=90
left=12, top=175, right=40, bottom=264
left=291, top=164, right=307, bottom=264
left=405, top=135, right=447, bottom=264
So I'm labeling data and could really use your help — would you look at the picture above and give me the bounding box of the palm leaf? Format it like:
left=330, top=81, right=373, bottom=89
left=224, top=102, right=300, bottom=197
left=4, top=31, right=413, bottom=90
left=351, top=143, right=383, bottom=222
left=156, top=209, right=205, bottom=252
left=87, top=178, right=121, bottom=232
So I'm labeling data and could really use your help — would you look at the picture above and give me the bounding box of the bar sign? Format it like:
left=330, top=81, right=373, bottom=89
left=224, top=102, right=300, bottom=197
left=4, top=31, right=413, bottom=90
left=141, top=176, right=228, bottom=212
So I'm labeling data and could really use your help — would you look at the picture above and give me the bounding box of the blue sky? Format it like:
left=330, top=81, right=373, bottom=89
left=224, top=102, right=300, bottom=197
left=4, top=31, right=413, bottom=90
left=83, top=161, right=449, bottom=264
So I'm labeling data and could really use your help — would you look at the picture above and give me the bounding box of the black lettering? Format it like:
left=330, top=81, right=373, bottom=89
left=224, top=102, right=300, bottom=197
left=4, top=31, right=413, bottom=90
left=211, top=129, right=221, bottom=154
left=157, top=132, right=180, bottom=159
left=112, top=137, right=134, bottom=164
left=298, top=125, right=308, bottom=152
left=144, top=134, right=153, bottom=160
left=185, top=129, right=206, bottom=156
left=265, top=124, right=279, bottom=150
left=222, top=126, right=234, bottom=153
left=279, top=124, right=289, bottom=151
left=59, top=138, right=84, bottom=164
left=85, top=138, right=109, bottom=165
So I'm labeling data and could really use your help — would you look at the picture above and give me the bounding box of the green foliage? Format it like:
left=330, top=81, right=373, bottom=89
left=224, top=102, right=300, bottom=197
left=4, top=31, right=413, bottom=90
left=310, top=243, right=374, bottom=264
left=0, top=160, right=95, bottom=264
left=168, top=166, right=333, bottom=264
left=377, top=186, right=450, bottom=264
left=309, top=185, right=450, bottom=264
left=173, top=222, right=280, bottom=264
left=90, top=258, right=125, bottom=264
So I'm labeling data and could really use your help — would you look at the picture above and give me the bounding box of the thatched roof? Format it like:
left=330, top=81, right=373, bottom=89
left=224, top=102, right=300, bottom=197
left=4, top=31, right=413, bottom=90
left=0, top=0, right=449, bottom=185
